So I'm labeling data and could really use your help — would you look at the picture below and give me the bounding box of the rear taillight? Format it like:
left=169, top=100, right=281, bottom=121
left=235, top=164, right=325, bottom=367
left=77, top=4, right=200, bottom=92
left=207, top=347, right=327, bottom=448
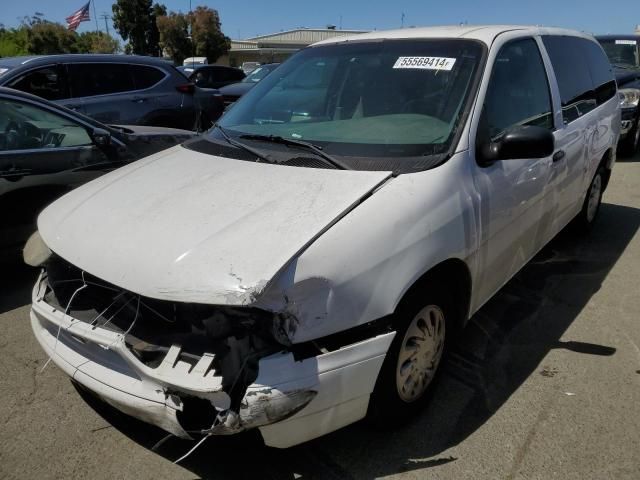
left=176, top=83, right=195, bottom=94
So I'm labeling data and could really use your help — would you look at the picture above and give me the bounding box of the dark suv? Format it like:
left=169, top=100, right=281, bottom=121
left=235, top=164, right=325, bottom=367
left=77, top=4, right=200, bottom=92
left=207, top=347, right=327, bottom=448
left=0, top=54, right=223, bottom=130
left=596, top=35, right=640, bottom=154
left=178, top=65, right=246, bottom=89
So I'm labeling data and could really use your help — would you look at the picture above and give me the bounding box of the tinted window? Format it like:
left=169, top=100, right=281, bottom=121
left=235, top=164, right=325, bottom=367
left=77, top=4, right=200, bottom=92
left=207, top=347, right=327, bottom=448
left=542, top=36, right=614, bottom=124
left=582, top=39, right=616, bottom=104
left=69, top=63, right=135, bottom=97
left=7, top=66, right=65, bottom=101
left=0, top=98, right=91, bottom=151
left=484, top=38, right=553, bottom=139
left=131, top=65, right=165, bottom=89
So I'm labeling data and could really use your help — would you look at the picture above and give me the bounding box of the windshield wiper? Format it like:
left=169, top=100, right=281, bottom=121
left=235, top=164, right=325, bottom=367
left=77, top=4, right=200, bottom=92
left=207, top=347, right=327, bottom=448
left=214, top=124, right=275, bottom=164
left=239, top=134, right=350, bottom=170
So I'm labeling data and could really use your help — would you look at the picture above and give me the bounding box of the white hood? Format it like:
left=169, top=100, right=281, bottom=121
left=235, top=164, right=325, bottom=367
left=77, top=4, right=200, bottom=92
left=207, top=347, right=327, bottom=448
left=39, top=145, right=391, bottom=304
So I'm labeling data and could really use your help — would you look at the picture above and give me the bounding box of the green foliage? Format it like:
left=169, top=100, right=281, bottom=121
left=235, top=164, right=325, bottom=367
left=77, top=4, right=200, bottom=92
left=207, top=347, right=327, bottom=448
left=156, top=6, right=230, bottom=65
left=27, top=22, right=78, bottom=54
left=0, top=14, right=120, bottom=58
left=112, top=0, right=164, bottom=56
left=156, top=13, right=191, bottom=65
left=76, top=31, right=120, bottom=54
left=190, top=6, right=230, bottom=63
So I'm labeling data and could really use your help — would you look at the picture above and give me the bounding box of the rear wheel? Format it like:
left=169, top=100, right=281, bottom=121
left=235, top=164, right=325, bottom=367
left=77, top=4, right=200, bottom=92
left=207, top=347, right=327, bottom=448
left=573, top=166, right=605, bottom=231
left=368, top=284, right=451, bottom=426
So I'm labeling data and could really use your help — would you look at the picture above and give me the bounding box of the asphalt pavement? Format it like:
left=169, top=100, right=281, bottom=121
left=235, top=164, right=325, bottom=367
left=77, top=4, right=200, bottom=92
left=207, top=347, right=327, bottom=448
left=1, top=156, right=639, bottom=480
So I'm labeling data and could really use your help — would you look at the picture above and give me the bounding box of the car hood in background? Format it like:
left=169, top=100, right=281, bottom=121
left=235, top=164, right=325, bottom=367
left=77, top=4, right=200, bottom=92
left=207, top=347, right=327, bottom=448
left=612, top=66, right=640, bottom=88
left=38, top=146, right=392, bottom=304
left=111, top=125, right=196, bottom=158
left=218, top=82, right=255, bottom=97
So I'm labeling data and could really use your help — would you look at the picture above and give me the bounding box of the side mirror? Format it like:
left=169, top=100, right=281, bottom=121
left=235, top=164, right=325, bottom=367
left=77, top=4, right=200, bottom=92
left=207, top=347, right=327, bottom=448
left=479, top=125, right=554, bottom=163
left=91, top=128, right=111, bottom=147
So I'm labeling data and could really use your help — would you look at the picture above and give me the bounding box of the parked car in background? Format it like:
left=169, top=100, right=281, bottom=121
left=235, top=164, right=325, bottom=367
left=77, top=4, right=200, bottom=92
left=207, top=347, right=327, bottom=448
left=28, top=26, right=618, bottom=449
left=0, top=54, right=222, bottom=131
left=241, top=61, right=261, bottom=74
left=596, top=35, right=640, bottom=155
left=219, top=63, right=280, bottom=108
left=0, top=87, right=195, bottom=262
left=178, top=65, right=246, bottom=89
left=183, top=57, right=208, bottom=67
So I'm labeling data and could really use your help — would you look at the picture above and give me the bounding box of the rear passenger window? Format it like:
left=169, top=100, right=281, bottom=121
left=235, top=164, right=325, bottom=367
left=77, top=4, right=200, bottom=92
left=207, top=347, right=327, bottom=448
left=131, top=65, right=165, bottom=89
left=69, top=63, right=135, bottom=97
left=542, top=36, right=615, bottom=124
left=7, top=66, right=66, bottom=101
left=484, top=38, right=553, bottom=139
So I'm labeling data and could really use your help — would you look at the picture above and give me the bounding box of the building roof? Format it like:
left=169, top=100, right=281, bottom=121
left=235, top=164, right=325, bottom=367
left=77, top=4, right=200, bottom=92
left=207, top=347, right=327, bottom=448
left=229, top=28, right=367, bottom=52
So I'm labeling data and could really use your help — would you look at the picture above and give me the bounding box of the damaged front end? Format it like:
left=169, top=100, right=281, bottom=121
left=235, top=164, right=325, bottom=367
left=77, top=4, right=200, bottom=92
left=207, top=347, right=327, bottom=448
left=32, top=255, right=317, bottom=439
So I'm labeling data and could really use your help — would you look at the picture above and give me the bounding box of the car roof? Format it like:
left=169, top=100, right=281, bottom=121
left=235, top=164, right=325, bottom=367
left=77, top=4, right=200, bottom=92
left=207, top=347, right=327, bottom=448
left=0, top=86, right=104, bottom=126
left=312, top=25, right=596, bottom=47
left=0, top=54, right=174, bottom=68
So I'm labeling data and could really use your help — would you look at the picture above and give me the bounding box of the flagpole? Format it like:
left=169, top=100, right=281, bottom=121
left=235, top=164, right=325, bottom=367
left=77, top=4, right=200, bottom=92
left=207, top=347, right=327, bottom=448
left=92, top=0, right=100, bottom=32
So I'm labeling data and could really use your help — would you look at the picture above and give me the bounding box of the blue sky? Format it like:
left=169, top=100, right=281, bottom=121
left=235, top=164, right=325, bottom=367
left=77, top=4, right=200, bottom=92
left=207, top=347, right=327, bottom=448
left=1, top=0, right=638, bottom=40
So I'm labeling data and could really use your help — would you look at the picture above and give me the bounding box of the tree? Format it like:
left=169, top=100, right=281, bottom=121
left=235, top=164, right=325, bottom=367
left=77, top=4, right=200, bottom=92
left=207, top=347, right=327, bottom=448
left=112, top=0, right=165, bottom=55
left=76, top=31, right=120, bottom=54
left=156, top=12, right=190, bottom=65
left=0, top=27, right=29, bottom=57
left=26, top=22, right=78, bottom=55
left=189, top=6, right=230, bottom=63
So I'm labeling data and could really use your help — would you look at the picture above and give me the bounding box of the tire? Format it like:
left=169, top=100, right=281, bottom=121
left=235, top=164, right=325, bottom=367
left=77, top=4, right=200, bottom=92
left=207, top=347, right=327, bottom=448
left=573, top=166, right=605, bottom=231
left=367, top=282, right=452, bottom=427
left=619, top=119, right=640, bottom=157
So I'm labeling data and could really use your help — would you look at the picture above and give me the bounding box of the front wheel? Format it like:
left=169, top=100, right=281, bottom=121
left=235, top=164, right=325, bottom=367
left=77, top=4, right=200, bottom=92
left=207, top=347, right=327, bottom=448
left=619, top=119, right=640, bottom=157
left=368, top=285, right=451, bottom=426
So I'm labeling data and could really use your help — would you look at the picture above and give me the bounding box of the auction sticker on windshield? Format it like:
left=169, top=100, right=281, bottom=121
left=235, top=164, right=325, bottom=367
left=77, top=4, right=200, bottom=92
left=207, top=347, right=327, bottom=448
left=393, top=56, right=456, bottom=70
left=615, top=39, right=637, bottom=45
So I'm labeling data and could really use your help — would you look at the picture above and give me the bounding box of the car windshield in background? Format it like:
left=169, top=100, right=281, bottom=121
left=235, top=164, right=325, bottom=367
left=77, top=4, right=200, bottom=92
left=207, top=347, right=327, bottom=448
left=214, top=39, right=485, bottom=166
left=599, top=39, right=640, bottom=67
left=242, top=65, right=277, bottom=83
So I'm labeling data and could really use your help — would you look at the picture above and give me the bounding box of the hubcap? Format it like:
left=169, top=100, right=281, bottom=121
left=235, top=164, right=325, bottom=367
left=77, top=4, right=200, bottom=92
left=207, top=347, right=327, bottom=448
left=586, top=173, right=602, bottom=223
left=395, top=305, right=446, bottom=403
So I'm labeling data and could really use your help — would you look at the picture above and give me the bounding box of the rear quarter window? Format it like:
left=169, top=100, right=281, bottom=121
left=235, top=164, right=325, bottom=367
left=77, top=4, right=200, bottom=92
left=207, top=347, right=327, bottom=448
left=130, top=65, right=166, bottom=89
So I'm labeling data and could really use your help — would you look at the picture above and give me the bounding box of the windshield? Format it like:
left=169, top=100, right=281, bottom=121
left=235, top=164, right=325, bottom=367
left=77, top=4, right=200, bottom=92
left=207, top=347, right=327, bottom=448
left=242, top=65, right=277, bottom=83
left=213, top=39, right=484, bottom=169
left=599, top=39, right=640, bottom=67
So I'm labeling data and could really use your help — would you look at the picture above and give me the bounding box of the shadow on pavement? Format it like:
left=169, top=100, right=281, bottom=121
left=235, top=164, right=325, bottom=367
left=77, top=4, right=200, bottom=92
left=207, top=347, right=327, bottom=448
left=75, top=201, right=640, bottom=479
left=0, top=260, right=38, bottom=314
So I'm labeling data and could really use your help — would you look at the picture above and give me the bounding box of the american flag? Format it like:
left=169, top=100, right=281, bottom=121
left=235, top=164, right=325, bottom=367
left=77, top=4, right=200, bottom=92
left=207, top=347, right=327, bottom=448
left=66, top=2, right=91, bottom=31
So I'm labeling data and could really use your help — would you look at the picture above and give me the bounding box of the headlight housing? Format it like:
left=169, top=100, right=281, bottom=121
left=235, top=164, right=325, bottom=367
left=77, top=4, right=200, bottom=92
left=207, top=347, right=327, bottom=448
left=23, top=231, right=52, bottom=267
left=619, top=88, right=640, bottom=109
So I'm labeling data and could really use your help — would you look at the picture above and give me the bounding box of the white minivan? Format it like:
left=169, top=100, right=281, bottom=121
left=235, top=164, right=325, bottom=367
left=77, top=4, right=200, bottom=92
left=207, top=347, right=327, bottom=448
left=27, top=25, right=619, bottom=449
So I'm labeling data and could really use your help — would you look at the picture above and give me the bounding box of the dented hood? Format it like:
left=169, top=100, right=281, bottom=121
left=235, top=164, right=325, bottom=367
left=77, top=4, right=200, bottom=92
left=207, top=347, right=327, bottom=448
left=38, top=145, right=391, bottom=304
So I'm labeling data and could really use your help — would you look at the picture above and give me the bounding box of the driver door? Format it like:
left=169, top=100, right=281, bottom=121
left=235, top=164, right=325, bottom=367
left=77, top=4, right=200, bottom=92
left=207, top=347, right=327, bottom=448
left=0, top=96, right=109, bottom=255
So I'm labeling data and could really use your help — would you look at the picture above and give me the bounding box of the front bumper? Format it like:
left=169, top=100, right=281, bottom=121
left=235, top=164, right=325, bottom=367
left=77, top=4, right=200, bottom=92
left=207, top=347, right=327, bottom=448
left=620, top=107, right=637, bottom=138
left=30, top=272, right=394, bottom=447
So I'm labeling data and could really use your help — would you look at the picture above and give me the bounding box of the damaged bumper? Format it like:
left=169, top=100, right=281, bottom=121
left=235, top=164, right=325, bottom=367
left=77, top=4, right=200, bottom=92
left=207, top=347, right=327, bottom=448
left=30, top=271, right=394, bottom=448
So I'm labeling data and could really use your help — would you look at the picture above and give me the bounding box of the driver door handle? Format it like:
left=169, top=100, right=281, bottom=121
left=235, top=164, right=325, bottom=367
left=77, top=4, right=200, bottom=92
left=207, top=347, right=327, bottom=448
left=552, top=150, right=565, bottom=162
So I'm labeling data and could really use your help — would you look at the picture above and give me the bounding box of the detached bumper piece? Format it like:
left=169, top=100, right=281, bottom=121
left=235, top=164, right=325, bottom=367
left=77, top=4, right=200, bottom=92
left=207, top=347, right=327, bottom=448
left=31, top=258, right=394, bottom=447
